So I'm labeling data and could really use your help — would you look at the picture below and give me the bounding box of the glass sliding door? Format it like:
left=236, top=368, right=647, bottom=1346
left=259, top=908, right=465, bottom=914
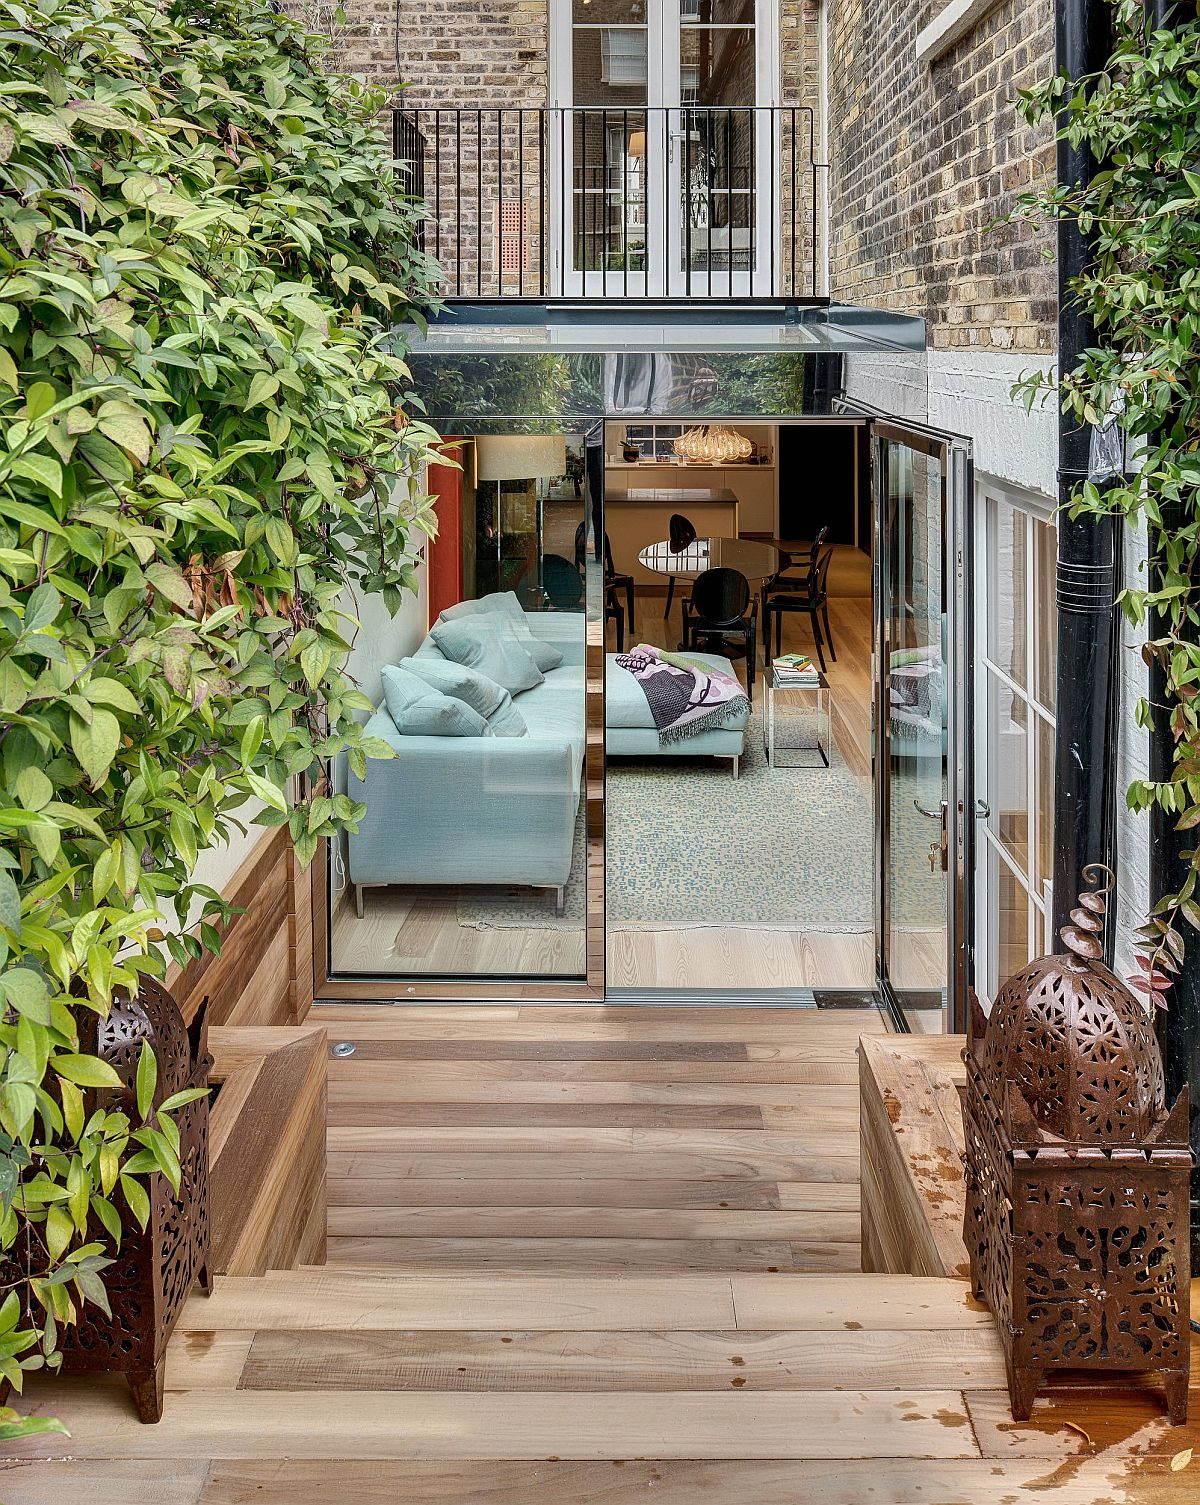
left=874, top=423, right=972, bottom=1031
left=322, top=424, right=606, bottom=994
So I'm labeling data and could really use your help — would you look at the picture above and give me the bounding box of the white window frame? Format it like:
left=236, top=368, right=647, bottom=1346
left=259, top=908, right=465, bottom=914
left=973, top=476, right=1057, bottom=1005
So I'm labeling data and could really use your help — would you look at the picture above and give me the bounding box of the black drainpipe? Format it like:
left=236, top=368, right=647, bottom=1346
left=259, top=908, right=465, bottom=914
left=1143, top=0, right=1200, bottom=1261
left=1050, top=0, right=1119, bottom=951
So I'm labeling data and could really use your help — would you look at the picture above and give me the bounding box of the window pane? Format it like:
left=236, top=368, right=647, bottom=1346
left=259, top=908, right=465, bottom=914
left=683, top=0, right=756, bottom=23
left=573, top=27, right=648, bottom=105
left=991, top=844, right=1033, bottom=996
left=329, top=431, right=591, bottom=982
left=573, top=0, right=647, bottom=23
left=1035, top=712, right=1055, bottom=898
left=679, top=27, right=756, bottom=104
left=986, top=495, right=1027, bottom=688
left=1033, top=516, right=1057, bottom=713
left=988, top=675, right=1029, bottom=873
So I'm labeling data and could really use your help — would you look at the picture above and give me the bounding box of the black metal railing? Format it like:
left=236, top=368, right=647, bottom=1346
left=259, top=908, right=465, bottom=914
left=392, top=106, right=820, bottom=303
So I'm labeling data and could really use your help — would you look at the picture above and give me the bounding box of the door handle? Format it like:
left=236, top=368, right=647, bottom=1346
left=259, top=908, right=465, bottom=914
left=914, top=799, right=948, bottom=821
left=974, top=798, right=991, bottom=819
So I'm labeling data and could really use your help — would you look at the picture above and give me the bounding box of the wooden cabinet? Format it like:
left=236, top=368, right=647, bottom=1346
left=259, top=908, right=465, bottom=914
left=725, top=468, right=776, bottom=535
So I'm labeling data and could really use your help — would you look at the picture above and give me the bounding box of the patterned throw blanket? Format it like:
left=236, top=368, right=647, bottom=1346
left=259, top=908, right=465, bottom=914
left=615, top=645, right=750, bottom=745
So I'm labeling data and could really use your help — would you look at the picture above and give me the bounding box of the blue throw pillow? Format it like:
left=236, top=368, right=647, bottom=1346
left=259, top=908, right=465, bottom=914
left=485, top=693, right=528, bottom=738
left=429, top=616, right=545, bottom=695
left=438, top=591, right=564, bottom=673
left=380, top=665, right=489, bottom=737
left=399, top=656, right=507, bottom=719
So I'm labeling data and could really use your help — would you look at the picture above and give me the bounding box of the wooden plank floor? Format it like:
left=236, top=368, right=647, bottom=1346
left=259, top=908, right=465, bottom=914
left=317, top=1004, right=876, bottom=1273
left=6, top=1006, right=1198, bottom=1503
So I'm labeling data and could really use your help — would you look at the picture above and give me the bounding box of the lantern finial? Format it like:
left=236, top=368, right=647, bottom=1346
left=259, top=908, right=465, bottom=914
left=1058, top=862, right=1114, bottom=961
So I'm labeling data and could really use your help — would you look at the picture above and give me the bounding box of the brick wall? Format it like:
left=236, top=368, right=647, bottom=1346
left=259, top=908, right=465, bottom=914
left=827, top=0, right=1057, bottom=352
left=318, top=0, right=550, bottom=105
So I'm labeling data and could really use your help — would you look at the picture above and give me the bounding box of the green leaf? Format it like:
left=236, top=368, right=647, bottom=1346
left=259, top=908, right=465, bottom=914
left=0, top=347, right=18, bottom=393
left=245, top=371, right=280, bottom=409
left=0, top=1413, right=69, bottom=1442
left=22, top=582, right=60, bottom=634
left=24, top=382, right=56, bottom=422
left=120, top=1173, right=150, bottom=1230
left=70, top=707, right=121, bottom=786
left=0, top=967, right=50, bottom=1023
left=9, top=453, right=63, bottom=497
left=81, top=677, right=141, bottom=715
left=54, top=1055, right=123, bottom=1089
left=244, top=771, right=288, bottom=813
left=144, top=563, right=195, bottom=611
left=0, top=872, right=20, bottom=939
left=96, top=411, right=152, bottom=465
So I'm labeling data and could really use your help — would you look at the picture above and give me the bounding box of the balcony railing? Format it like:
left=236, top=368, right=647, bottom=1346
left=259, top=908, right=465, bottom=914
left=392, top=106, right=820, bottom=304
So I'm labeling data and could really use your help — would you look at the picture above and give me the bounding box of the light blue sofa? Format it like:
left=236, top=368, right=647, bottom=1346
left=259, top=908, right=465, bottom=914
left=345, top=613, right=751, bottom=917
left=346, top=611, right=585, bottom=915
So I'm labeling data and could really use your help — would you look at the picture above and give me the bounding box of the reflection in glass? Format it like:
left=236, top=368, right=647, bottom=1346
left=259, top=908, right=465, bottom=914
left=1033, top=516, right=1057, bottom=713
left=885, top=443, right=948, bottom=1004
left=1035, top=711, right=1055, bottom=898
left=986, top=497, right=1027, bottom=687
left=683, top=0, right=755, bottom=22
left=329, top=431, right=592, bottom=981
left=995, top=845, right=1031, bottom=994
left=988, top=676, right=1029, bottom=871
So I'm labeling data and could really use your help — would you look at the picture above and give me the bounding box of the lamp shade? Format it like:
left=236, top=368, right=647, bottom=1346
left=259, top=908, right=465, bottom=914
left=475, top=434, right=567, bottom=482
left=627, top=130, right=646, bottom=159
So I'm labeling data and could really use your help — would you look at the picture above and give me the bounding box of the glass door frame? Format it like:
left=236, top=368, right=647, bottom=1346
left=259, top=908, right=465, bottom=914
left=870, top=418, right=974, bottom=1034
left=548, top=0, right=781, bottom=299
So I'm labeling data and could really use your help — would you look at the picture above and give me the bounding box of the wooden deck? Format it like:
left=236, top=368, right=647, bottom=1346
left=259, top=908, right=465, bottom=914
left=5, top=1006, right=1198, bottom=1503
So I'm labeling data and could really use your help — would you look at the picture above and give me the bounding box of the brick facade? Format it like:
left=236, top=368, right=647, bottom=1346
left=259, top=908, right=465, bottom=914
left=323, top=0, right=549, bottom=105
left=827, top=0, right=1057, bottom=352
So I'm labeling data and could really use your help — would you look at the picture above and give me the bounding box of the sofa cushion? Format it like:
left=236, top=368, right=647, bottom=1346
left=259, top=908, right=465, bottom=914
left=399, top=655, right=508, bottom=720
left=380, top=665, right=489, bottom=737
left=439, top=591, right=564, bottom=673
left=485, top=694, right=528, bottom=738
left=430, top=616, right=545, bottom=694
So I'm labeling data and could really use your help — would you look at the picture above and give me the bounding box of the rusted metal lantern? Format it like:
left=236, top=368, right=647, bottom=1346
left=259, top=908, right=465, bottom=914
left=64, top=980, right=213, bottom=1422
left=962, top=866, right=1192, bottom=1423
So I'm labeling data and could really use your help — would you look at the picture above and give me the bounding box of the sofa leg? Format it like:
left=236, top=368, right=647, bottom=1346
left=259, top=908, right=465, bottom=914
left=554, top=885, right=565, bottom=917
left=731, top=755, right=740, bottom=781
left=354, top=884, right=365, bottom=919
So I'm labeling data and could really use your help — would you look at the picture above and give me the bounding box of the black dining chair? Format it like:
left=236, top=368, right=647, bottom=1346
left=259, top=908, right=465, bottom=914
left=542, top=552, right=584, bottom=612
left=681, top=567, right=757, bottom=702
left=574, top=522, right=635, bottom=635
left=766, top=546, right=836, bottom=670
left=663, top=512, right=697, bottom=620
left=761, top=523, right=829, bottom=648
left=604, top=532, right=636, bottom=636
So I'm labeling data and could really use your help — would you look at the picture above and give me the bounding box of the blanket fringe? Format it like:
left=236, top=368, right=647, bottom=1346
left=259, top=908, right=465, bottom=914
left=658, top=693, right=751, bottom=745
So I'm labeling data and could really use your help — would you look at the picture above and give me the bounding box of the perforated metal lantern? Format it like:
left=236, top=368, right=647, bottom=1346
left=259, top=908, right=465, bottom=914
left=962, top=867, right=1192, bottom=1423
left=63, top=980, right=213, bottom=1422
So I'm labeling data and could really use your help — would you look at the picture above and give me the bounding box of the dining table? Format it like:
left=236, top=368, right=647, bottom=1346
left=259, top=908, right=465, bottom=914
left=637, top=535, right=784, bottom=584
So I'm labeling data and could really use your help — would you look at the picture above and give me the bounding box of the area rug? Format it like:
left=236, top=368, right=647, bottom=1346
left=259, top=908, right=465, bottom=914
left=457, top=708, right=876, bottom=932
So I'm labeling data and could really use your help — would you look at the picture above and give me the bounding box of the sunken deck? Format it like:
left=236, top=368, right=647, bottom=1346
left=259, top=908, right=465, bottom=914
left=5, top=1005, right=1198, bottom=1504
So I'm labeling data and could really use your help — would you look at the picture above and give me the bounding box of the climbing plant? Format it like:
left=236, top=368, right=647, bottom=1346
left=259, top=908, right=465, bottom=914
left=0, top=0, right=439, bottom=1406
left=1015, top=0, right=1200, bottom=1003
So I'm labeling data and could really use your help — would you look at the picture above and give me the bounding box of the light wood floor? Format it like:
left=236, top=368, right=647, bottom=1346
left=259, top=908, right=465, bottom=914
left=10, top=1007, right=1197, bottom=1502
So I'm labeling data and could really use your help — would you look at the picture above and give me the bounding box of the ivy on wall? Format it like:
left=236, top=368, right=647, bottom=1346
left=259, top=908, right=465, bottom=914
left=1016, top=0, right=1200, bottom=1001
left=0, top=0, right=439, bottom=1402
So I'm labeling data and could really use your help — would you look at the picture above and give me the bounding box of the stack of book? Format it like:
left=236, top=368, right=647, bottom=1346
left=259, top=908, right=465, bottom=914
left=772, top=653, right=820, bottom=684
